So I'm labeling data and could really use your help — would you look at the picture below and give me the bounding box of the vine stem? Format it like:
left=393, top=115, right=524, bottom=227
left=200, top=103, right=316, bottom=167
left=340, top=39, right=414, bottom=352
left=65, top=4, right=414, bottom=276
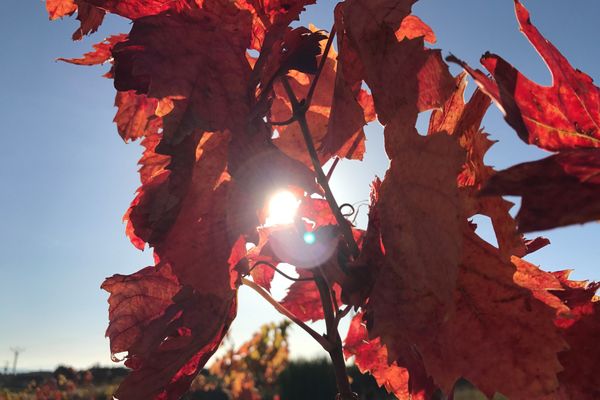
left=280, top=77, right=360, bottom=257
left=315, top=271, right=356, bottom=400
left=275, top=27, right=359, bottom=399
left=241, top=278, right=332, bottom=351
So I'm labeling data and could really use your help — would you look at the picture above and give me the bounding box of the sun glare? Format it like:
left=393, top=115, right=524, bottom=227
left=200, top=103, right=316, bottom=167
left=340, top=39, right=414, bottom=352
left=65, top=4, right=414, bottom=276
left=265, top=190, right=300, bottom=226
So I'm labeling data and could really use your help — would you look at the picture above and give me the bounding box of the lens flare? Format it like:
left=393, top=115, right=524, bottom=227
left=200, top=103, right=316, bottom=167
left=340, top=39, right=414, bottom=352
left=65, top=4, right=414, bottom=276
left=303, top=231, right=316, bottom=245
left=265, top=190, right=299, bottom=226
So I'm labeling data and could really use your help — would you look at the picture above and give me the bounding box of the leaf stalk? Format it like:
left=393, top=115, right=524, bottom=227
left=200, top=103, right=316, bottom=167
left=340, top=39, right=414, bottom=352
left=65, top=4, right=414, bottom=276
left=241, top=277, right=332, bottom=351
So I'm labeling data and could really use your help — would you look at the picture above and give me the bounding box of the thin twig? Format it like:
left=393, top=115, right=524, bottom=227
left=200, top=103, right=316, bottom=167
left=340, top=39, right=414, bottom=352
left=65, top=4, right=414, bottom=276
left=320, top=269, right=340, bottom=313
left=306, top=24, right=337, bottom=107
left=280, top=76, right=360, bottom=257
left=267, top=116, right=297, bottom=126
left=248, top=261, right=314, bottom=282
left=326, top=157, right=340, bottom=181
left=335, top=305, right=352, bottom=325
left=242, top=278, right=332, bottom=351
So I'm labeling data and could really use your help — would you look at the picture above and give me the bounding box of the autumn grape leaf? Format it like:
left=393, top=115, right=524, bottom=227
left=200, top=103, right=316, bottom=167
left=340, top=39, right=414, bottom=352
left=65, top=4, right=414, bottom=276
left=113, top=90, right=163, bottom=142
left=395, top=15, right=435, bottom=43
left=46, top=0, right=77, bottom=20
left=341, top=0, right=464, bottom=370
left=448, top=1, right=600, bottom=231
left=71, top=1, right=105, bottom=40
left=277, top=27, right=328, bottom=75
left=429, top=74, right=527, bottom=259
left=114, top=288, right=236, bottom=400
left=449, top=1, right=600, bottom=151
left=558, top=300, right=600, bottom=400
left=124, top=132, right=204, bottom=251
left=511, top=261, right=600, bottom=400
left=367, top=125, right=464, bottom=354
left=58, top=34, right=127, bottom=66
left=46, top=0, right=105, bottom=40
left=483, top=148, right=600, bottom=231
left=102, top=264, right=180, bottom=357
left=106, top=132, right=239, bottom=399
left=243, top=228, right=280, bottom=292
left=553, top=274, right=600, bottom=400
left=342, top=0, right=455, bottom=124
left=136, top=135, right=170, bottom=186
left=344, top=312, right=434, bottom=400
left=150, top=133, right=232, bottom=294
left=511, top=257, right=572, bottom=317
left=298, top=197, right=337, bottom=228
left=413, top=228, right=566, bottom=399
left=316, top=6, right=378, bottom=161
left=280, top=273, right=328, bottom=323
left=280, top=267, right=343, bottom=323
left=80, top=0, right=197, bottom=19
left=112, top=8, right=253, bottom=144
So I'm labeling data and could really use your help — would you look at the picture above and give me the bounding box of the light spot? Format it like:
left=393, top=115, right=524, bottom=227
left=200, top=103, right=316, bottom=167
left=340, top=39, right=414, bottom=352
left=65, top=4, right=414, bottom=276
left=265, top=190, right=300, bottom=226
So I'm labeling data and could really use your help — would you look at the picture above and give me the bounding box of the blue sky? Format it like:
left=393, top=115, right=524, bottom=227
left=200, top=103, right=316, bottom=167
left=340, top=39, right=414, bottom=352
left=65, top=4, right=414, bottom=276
left=1, top=0, right=599, bottom=371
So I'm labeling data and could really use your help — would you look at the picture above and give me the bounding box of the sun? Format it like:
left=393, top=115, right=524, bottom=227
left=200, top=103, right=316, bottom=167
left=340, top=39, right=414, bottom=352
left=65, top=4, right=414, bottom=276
left=265, top=190, right=300, bottom=226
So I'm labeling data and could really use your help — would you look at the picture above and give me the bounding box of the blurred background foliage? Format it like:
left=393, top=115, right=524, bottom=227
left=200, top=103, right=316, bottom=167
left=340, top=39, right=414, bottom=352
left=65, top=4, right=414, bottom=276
left=1, top=322, right=502, bottom=400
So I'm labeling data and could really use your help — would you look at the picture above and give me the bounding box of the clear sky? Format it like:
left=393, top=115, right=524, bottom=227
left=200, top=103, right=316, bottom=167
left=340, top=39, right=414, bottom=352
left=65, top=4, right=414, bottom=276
left=1, top=0, right=599, bottom=371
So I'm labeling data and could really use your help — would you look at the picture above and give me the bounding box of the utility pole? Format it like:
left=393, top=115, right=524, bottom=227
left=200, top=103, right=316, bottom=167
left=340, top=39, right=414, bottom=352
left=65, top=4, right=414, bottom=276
left=10, top=347, right=24, bottom=375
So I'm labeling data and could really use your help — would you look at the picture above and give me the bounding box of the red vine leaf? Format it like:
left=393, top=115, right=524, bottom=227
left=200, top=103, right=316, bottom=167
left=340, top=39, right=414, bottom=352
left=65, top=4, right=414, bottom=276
left=511, top=257, right=572, bottom=317
left=112, top=8, right=253, bottom=143
left=71, top=1, right=105, bottom=40
left=106, top=131, right=238, bottom=399
left=59, top=34, right=127, bottom=66
left=415, top=228, right=566, bottom=399
left=344, top=313, right=432, bottom=400
left=395, top=15, right=435, bottom=44
left=46, top=0, right=77, bottom=19
left=552, top=274, right=600, bottom=400
left=102, top=264, right=180, bottom=356
left=115, top=288, right=236, bottom=400
left=317, top=6, right=376, bottom=161
left=46, top=0, right=106, bottom=40
left=429, top=74, right=527, bottom=259
left=368, top=124, right=465, bottom=348
left=511, top=263, right=600, bottom=400
left=449, top=1, right=600, bottom=232
left=113, top=90, right=163, bottom=142
left=483, top=148, right=600, bottom=232
left=298, top=197, right=337, bottom=228
left=449, top=1, right=600, bottom=151
left=342, top=0, right=455, bottom=124
left=280, top=272, right=324, bottom=323
left=137, top=132, right=170, bottom=185
left=81, top=0, right=197, bottom=19
left=152, top=133, right=233, bottom=295
left=558, top=300, right=600, bottom=400
left=124, top=132, right=201, bottom=250
left=348, top=1, right=465, bottom=376
left=278, top=27, right=328, bottom=75
left=280, top=269, right=342, bottom=323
